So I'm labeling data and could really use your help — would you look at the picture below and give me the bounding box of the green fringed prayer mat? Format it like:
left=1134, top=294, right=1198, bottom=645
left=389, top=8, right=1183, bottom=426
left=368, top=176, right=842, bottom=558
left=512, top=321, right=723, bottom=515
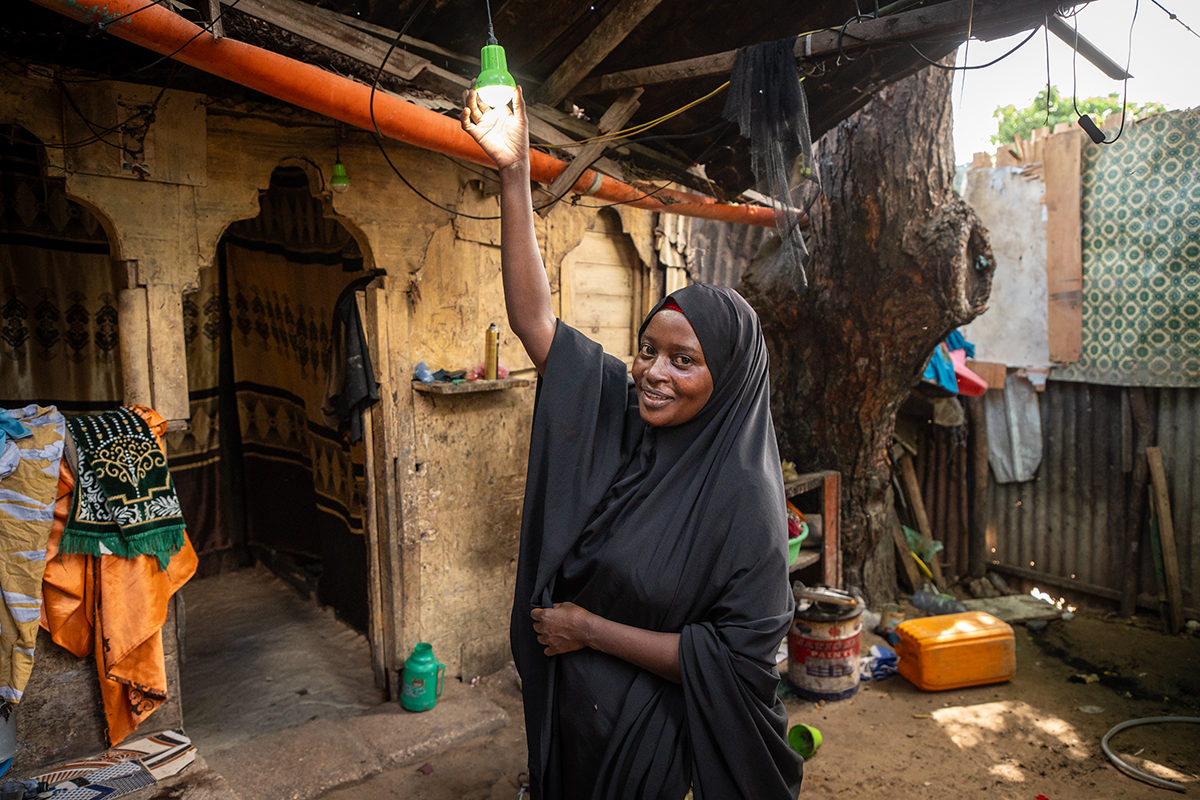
left=62, top=407, right=185, bottom=570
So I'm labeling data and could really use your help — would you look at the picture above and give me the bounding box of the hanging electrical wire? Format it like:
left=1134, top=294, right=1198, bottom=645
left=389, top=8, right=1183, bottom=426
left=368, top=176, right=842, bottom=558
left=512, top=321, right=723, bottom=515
left=365, top=0, right=713, bottom=219
left=1148, top=0, right=1198, bottom=39
left=1071, top=0, right=1139, bottom=145
left=18, top=0, right=242, bottom=85
left=542, top=82, right=730, bottom=150
left=908, top=24, right=1041, bottom=70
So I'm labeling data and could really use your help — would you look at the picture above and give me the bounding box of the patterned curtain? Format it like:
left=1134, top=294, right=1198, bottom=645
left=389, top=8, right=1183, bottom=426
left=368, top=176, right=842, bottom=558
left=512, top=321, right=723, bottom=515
left=165, top=168, right=370, bottom=629
left=0, top=172, right=122, bottom=410
left=1054, top=111, right=1200, bottom=387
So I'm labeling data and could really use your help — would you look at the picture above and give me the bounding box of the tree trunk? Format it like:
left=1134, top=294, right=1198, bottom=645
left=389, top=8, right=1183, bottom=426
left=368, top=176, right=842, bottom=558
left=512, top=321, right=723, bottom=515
left=739, top=62, right=994, bottom=605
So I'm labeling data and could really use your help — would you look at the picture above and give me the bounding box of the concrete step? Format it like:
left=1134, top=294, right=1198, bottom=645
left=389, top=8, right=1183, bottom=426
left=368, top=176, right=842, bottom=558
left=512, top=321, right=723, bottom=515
left=199, top=682, right=508, bottom=800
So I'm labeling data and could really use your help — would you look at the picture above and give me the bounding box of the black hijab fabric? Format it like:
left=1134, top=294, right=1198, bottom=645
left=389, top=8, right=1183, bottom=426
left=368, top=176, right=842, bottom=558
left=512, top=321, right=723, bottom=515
left=513, top=284, right=803, bottom=799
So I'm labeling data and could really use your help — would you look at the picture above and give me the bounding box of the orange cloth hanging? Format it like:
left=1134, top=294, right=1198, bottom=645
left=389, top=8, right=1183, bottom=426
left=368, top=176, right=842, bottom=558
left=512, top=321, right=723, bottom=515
left=40, top=407, right=197, bottom=746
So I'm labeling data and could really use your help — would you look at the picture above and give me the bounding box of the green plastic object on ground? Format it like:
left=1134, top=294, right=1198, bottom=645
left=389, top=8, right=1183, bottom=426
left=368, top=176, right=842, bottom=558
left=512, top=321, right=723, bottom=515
left=401, top=643, right=445, bottom=712
left=787, top=724, right=822, bottom=759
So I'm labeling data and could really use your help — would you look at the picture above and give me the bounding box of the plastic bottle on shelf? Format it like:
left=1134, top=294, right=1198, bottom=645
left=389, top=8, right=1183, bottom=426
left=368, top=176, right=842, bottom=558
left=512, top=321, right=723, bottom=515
left=911, top=589, right=967, bottom=615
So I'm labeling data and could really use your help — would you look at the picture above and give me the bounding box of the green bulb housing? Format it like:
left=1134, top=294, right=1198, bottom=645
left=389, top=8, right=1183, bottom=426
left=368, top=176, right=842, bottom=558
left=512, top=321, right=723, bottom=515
left=476, top=43, right=517, bottom=108
left=330, top=161, right=350, bottom=193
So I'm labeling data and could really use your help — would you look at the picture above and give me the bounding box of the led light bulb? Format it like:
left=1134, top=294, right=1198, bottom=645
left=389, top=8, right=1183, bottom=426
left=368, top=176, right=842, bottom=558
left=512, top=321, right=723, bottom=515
left=476, top=43, right=516, bottom=109
left=330, top=162, right=350, bottom=194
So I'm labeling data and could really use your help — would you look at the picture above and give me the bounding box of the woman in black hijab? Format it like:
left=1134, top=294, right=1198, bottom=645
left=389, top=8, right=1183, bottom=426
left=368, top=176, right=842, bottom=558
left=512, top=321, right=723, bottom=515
left=463, top=87, right=802, bottom=800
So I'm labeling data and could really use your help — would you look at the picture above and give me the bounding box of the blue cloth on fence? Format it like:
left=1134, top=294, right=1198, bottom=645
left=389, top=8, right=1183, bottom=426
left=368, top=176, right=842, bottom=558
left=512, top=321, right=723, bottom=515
left=944, top=329, right=975, bottom=358
left=922, top=344, right=958, bottom=393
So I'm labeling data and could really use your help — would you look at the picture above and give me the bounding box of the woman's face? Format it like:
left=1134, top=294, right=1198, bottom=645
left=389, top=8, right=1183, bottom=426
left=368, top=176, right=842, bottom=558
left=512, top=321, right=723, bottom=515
left=632, top=309, right=714, bottom=427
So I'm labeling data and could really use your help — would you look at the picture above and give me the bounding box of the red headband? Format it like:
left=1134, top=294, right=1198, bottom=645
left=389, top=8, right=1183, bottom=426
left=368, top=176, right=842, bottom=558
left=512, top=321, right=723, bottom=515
left=661, top=298, right=684, bottom=314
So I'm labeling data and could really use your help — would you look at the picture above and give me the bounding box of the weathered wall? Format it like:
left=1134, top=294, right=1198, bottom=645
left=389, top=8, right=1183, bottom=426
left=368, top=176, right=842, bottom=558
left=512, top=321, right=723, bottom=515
left=959, top=166, right=1051, bottom=371
left=13, top=603, right=183, bottom=774
left=3, top=66, right=661, bottom=765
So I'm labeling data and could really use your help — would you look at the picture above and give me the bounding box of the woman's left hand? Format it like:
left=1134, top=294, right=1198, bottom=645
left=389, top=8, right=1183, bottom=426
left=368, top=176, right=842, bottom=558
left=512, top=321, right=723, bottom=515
left=531, top=602, right=596, bottom=656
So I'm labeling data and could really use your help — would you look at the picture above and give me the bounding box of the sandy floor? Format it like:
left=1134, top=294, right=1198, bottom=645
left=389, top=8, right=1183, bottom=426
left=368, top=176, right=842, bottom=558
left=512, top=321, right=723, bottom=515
left=317, top=610, right=1199, bottom=800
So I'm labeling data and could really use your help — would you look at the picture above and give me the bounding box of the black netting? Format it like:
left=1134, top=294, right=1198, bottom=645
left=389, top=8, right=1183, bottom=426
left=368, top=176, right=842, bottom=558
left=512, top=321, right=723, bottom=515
left=721, top=37, right=820, bottom=289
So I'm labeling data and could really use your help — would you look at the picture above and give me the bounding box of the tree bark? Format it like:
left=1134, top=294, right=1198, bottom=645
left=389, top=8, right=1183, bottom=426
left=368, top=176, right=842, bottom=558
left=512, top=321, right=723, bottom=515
left=739, top=62, right=994, bottom=605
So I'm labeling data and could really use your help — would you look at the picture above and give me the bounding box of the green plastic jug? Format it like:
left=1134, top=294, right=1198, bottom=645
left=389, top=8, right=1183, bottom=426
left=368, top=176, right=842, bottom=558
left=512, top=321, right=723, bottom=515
left=400, top=642, right=445, bottom=712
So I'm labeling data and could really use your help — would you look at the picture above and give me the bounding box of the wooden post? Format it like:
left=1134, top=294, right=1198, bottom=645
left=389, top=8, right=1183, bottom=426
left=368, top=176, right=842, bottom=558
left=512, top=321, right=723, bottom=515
left=823, top=472, right=842, bottom=588
left=889, top=501, right=921, bottom=592
left=142, top=283, right=190, bottom=423
left=1120, top=388, right=1151, bottom=617
left=1145, top=447, right=1184, bottom=634
left=366, top=282, right=414, bottom=700
left=356, top=291, right=388, bottom=691
left=966, top=395, right=989, bottom=578
left=899, top=452, right=942, bottom=588
left=1045, top=129, right=1083, bottom=363
left=117, top=258, right=153, bottom=407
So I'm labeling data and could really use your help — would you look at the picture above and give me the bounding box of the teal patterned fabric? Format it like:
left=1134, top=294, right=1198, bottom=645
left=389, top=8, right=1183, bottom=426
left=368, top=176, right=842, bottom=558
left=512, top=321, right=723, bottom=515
left=1055, top=111, right=1200, bottom=387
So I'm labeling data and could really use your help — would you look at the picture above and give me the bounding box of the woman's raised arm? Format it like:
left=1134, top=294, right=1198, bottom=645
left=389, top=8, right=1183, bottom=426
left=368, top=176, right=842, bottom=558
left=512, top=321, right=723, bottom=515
left=461, top=87, right=556, bottom=374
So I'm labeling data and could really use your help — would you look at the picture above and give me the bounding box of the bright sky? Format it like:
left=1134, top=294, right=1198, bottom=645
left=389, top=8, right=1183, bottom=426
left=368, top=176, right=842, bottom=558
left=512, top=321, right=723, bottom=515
left=950, top=0, right=1200, bottom=164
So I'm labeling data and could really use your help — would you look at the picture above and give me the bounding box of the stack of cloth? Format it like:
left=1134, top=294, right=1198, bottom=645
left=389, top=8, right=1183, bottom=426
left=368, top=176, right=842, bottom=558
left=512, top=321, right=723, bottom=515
left=40, top=406, right=197, bottom=746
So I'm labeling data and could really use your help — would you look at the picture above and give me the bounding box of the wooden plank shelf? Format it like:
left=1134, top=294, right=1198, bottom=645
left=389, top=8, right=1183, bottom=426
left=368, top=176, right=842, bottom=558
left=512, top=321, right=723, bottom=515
left=782, top=470, right=841, bottom=589
left=783, top=469, right=838, bottom=496
left=412, top=378, right=535, bottom=394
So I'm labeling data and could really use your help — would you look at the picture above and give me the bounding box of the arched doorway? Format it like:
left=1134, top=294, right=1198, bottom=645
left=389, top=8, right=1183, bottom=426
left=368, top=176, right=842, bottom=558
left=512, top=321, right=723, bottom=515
left=171, top=165, right=384, bottom=752
left=0, top=124, right=123, bottom=411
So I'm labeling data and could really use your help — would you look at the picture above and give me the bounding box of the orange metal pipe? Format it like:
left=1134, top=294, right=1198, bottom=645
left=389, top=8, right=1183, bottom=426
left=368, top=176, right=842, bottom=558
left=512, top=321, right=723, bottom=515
left=31, top=0, right=777, bottom=227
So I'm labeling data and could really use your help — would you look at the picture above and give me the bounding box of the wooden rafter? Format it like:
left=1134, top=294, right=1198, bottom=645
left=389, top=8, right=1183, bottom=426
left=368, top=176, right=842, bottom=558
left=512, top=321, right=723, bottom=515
left=533, top=0, right=666, bottom=107
left=221, top=0, right=430, bottom=81
left=205, top=0, right=224, bottom=38
left=574, top=0, right=1054, bottom=95
left=539, top=88, right=643, bottom=216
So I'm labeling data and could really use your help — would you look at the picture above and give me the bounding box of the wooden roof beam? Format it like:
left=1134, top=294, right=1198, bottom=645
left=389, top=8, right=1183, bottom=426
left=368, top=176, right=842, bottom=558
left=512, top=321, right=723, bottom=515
left=574, top=0, right=1057, bottom=95
left=221, top=0, right=430, bottom=81
left=538, top=88, right=643, bottom=216
left=532, top=0, right=665, bottom=107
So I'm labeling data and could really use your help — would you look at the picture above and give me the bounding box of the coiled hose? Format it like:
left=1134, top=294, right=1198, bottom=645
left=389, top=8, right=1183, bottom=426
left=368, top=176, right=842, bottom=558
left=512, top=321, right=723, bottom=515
left=1100, top=716, right=1200, bottom=793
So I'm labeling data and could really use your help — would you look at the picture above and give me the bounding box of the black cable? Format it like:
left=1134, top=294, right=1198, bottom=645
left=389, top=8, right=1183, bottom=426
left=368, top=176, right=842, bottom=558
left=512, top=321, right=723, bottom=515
left=1043, top=16, right=1052, bottom=127
left=1149, top=0, right=1200, bottom=39
left=624, top=121, right=730, bottom=147
left=909, top=24, right=1040, bottom=70
left=22, top=0, right=240, bottom=85
left=366, top=0, right=718, bottom=219
left=125, top=0, right=243, bottom=75
left=1071, top=0, right=1138, bottom=145
left=366, top=0, right=507, bottom=219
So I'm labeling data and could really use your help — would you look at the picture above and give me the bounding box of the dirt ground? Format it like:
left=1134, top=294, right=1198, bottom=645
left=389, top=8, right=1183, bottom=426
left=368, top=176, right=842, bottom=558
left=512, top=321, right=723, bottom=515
left=317, top=610, right=1200, bottom=800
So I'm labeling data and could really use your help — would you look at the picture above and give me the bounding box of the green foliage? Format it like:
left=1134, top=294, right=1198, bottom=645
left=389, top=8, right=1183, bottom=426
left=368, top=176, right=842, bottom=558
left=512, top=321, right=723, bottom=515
left=990, top=86, right=1167, bottom=145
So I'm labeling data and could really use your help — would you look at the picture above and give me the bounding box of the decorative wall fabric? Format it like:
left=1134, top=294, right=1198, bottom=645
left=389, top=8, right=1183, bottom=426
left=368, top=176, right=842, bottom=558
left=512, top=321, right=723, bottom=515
left=1055, top=111, right=1200, bottom=387
left=165, top=169, right=369, bottom=628
left=0, top=405, right=65, bottom=706
left=0, top=175, right=123, bottom=410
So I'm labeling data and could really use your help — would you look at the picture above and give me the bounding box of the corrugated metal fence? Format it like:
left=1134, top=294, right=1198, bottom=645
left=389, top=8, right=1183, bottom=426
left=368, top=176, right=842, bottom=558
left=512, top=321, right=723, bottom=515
left=912, top=381, right=1198, bottom=616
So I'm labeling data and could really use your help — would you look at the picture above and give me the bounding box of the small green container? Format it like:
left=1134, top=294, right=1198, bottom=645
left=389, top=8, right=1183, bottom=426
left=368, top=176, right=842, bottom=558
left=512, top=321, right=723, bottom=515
left=787, top=723, right=823, bottom=759
left=400, top=643, right=445, bottom=712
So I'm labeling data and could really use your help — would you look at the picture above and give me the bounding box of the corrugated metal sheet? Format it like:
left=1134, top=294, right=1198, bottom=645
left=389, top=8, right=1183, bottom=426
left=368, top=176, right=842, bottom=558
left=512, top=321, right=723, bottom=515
left=1155, top=387, right=1200, bottom=613
left=688, top=218, right=776, bottom=288
left=913, top=422, right=970, bottom=578
left=983, top=381, right=1199, bottom=613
